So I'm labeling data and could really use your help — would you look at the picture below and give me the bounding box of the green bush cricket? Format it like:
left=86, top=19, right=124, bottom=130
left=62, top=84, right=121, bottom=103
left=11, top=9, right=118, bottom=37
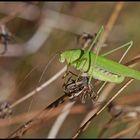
left=59, top=26, right=140, bottom=84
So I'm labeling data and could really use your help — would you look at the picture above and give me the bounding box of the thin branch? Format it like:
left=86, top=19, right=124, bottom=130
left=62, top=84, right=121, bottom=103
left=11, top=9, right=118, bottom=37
left=10, top=66, right=66, bottom=109
left=0, top=104, right=87, bottom=127
left=7, top=94, right=67, bottom=138
left=102, top=2, right=124, bottom=43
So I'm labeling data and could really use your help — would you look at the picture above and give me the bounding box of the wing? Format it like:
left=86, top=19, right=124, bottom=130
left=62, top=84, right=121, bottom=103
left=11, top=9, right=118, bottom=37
left=90, top=51, right=140, bottom=80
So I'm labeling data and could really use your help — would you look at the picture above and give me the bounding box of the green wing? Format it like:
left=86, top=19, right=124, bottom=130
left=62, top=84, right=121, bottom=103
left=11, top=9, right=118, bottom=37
left=89, top=51, right=140, bottom=80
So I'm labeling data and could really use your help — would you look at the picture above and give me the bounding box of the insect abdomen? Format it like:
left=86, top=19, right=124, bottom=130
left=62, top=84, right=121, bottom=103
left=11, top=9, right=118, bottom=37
left=88, top=66, right=125, bottom=83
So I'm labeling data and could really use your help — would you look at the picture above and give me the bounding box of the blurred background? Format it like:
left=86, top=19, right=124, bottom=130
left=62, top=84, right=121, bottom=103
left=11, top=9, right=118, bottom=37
left=0, top=2, right=140, bottom=138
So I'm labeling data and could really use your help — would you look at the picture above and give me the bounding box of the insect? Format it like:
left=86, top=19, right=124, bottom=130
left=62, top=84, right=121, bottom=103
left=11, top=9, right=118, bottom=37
left=59, top=27, right=140, bottom=84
